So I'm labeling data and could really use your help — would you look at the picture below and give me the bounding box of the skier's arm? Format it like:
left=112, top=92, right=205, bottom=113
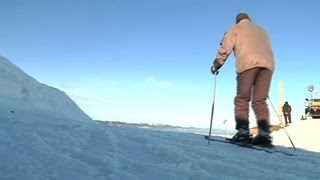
left=213, top=29, right=236, bottom=71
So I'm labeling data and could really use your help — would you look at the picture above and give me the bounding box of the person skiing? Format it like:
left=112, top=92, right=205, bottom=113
left=211, top=13, right=275, bottom=146
left=282, top=101, right=292, bottom=125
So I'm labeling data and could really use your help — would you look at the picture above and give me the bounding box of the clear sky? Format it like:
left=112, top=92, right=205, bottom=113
left=1, top=0, right=320, bottom=129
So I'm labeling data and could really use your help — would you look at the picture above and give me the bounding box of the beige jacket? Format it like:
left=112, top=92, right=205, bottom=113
left=215, top=19, right=275, bottom=73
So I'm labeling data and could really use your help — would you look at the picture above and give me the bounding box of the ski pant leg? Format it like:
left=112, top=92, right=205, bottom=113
left=251, top=68, right=273, bottom=123
left=234, top=68, right=260, bottom=121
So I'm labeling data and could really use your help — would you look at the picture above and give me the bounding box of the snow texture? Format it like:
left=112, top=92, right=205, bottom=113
left=0, top=55, right=319, bottom=180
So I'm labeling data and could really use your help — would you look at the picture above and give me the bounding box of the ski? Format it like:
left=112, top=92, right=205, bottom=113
left=204, top=135, right=296, bottom=156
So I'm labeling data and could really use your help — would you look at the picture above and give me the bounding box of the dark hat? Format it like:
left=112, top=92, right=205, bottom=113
left=236, top=13, right=250, bottom=24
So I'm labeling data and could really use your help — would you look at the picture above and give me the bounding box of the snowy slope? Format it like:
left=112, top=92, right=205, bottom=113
left=0, top=55, right=91, bottom=122
left=0, top=55, right=320, bottom=179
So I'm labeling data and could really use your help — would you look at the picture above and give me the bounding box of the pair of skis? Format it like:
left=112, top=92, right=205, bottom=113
left=204, top=135, right=296, bottom=156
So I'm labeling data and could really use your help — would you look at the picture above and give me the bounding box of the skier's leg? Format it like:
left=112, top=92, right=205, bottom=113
left=234, top=68, right=259, bottom=124
left=231, top=68, right=259, bottom=143
left=251, top=68, right=272, bottom=124
left=251, top=68, right=273, bottom=145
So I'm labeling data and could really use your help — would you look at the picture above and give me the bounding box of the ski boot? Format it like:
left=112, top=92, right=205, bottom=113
left=228, top=128, right=252, bottom=144
left=251, top=120, right=273, bottom=147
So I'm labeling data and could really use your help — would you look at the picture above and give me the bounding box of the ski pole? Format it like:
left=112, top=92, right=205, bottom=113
left=267, top=96, right=296, bottom=150
left=208, top=71, right=218, bottom=145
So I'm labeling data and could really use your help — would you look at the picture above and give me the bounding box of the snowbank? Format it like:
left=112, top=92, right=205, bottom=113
left=273, top=119, right=320, bottom=152
left=0, top=55, right=91, bottom=122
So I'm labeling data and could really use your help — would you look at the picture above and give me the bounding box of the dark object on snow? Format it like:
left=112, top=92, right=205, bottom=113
left=282, top=101, right=292, bottom=125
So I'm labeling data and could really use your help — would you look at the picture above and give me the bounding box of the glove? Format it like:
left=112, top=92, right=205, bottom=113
left=211, top=58, right=222, bottom=75
left=210, top=66, right=219, bottom=75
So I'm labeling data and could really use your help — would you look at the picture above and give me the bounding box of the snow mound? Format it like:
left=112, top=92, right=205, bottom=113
left=0, top=55, right=91, bottom=122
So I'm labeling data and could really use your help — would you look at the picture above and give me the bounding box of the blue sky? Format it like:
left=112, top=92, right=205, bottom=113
left=1, top=0, right=320, bottom=129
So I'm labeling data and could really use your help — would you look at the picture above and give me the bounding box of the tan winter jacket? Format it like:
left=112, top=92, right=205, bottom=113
left=215, top=19, right=275, bottom=74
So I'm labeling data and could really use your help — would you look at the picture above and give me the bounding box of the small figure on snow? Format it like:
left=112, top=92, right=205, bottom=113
left=282, top=101, right=292, bottom=125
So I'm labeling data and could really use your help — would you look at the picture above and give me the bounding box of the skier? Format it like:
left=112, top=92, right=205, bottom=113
left=211, top=13, right=275, bottom=146
left=282, top=101, right=292, bottom=125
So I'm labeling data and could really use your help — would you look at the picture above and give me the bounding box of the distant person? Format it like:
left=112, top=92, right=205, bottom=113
left=211, top=13, right=275, bottom=146
left=304, top=107, right=310, bottom=118
left=282, top=101, right=292, bottom=125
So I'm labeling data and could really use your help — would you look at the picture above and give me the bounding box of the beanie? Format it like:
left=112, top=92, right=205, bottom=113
left=236, top=13, right=251, bottom=24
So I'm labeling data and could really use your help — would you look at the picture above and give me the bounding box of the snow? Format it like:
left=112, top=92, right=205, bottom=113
left=0, top=55, right=320, bottom=180
left=273, top=120, right=320, bottom=152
